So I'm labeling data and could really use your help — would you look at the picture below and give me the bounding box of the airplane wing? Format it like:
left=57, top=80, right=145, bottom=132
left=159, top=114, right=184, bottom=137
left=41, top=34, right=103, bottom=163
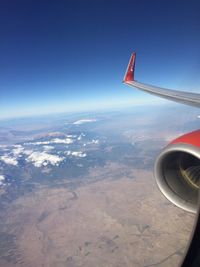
left=123, top=53, right=200, bottom=267
left=123, top=53, right=200, bottom=108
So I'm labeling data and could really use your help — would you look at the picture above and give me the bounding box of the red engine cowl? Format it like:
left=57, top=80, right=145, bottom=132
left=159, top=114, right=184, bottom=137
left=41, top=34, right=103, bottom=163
left=155, top=130, right=200, bottom=213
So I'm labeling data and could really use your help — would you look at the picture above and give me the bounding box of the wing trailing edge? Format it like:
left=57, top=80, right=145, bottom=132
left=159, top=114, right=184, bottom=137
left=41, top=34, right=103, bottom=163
left=123, top=52, right=200, bottom=108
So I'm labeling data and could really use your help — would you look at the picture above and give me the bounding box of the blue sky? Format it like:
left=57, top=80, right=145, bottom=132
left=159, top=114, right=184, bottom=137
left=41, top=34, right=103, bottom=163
left=1, top=0, right=200, bottom=119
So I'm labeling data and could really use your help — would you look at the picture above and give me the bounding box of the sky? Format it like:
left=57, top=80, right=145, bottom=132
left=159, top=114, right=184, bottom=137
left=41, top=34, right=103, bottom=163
left=1, top=0, right=200, bottom=119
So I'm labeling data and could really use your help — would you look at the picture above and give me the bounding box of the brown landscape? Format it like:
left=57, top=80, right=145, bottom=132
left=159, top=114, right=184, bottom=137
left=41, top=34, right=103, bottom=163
left=0, top=106, right=199, bottom=267
left=0, top=162, right=194, bottom=267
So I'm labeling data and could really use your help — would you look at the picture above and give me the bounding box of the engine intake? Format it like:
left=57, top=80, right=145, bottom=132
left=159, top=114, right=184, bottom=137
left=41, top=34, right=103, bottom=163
left=155, top=132, right=200, bottom=213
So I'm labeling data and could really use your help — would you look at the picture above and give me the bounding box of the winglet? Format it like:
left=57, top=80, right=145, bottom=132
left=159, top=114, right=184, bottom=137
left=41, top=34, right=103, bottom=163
left=123, top=52, right=136, bottom=83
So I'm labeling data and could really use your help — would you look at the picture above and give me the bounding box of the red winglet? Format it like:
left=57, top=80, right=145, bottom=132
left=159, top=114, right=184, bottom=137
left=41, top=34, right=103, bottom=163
left=123, top=52, right=136, bottom=83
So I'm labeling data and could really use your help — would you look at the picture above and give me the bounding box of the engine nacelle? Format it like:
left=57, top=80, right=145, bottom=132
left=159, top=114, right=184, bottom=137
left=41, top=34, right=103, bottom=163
left=155, top=130, right=200, bottom=213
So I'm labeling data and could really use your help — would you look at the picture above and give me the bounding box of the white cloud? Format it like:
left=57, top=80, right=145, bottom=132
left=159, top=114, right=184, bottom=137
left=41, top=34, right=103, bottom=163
left=24, top=137, right=73, bottom=146
left=26, top=151, right=64, bottom=167
left=43, top=145, right=54, bottom=151
left=92, top=139, right=99, bottom=144
left=23, top=149, right=34, bottom=155
left=87, top=139, right=99, bottom=145
left=77, top=133, right=86, bottom=141
left=0, top=174, right=5, bottom=185
left=24, top=141, right=49, bottom=145
left=71, top=151, right=87, bottom=158
left=64, top=151, right=71, bottom=156
left=64, top=150, right=87, bottom=157
left=51, top=138, right=73, bottom=144
left=66, top=134, right=77, bottom=138
left=12, top=145, right=24, bottom=156
left=0, top=155, right=18, bottom=166
left=32, top=141, right=51, bottom=145
left=73, top=119, right=97, bottom=125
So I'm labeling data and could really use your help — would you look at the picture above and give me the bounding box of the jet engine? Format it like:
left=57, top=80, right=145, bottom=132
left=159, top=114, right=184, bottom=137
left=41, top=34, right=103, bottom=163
left=155, top=130, right=200, bottom=213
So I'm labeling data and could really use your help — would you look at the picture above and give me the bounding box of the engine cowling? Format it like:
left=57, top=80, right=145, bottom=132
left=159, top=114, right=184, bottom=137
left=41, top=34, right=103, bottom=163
left=155, top=130, right=200, bottom=213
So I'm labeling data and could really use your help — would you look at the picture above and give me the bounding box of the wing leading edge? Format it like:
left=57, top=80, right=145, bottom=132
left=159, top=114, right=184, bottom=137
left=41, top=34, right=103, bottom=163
left=123, top=52, right=200, bottom=108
